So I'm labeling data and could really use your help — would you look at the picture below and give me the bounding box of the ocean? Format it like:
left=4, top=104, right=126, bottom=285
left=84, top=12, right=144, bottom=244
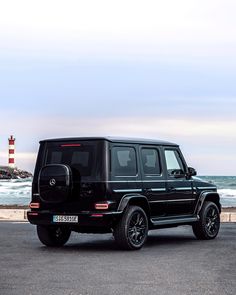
left=200, top=176, right=236, bottom=207
left=0, top=176, right=236, bottom=207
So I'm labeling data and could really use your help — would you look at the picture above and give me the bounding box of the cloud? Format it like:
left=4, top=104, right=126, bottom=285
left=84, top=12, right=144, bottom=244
left=0, top=0, right=236, bottom=60
left=0, top=0, right=235, bottom=175
left=2, top=112, right=236, bottom=147
left=1, top=114, right=235, bottom=174
left=1, top=58, right=236, bottom=120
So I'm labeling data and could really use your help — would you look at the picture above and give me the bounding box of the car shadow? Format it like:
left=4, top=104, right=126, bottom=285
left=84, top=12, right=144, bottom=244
left=37, top=232, right=197, bottom=253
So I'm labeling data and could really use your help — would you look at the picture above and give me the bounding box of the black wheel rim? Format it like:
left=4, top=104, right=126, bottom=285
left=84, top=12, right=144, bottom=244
left=128, top=211, right=147, bottom=246
left=205, top=207, right=220, bottom=236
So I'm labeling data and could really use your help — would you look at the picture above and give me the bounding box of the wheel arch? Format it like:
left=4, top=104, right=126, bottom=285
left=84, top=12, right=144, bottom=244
left=195, top=191, right=221, bottom=215
left=117, top=194, right=151, bottom=218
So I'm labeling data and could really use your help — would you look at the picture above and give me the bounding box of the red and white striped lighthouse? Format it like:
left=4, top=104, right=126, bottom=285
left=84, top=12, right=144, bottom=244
left=8, top=135, right=15, bottom=168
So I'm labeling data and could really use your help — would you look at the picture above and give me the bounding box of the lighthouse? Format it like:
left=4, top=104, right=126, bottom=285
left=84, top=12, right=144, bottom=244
left=8, top=135, right=15, bottom=168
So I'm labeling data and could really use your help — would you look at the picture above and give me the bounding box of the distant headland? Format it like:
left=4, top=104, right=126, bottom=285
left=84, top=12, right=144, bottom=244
left=0, top=166, right=32, bottom=179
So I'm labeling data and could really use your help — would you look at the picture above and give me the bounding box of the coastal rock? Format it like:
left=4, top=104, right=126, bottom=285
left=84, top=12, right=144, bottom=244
left=0, top=166, right=32, bottom=179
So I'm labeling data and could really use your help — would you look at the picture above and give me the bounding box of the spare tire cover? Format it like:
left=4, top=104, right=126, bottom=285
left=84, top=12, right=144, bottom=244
left=39, top=164, right=72, bottom=203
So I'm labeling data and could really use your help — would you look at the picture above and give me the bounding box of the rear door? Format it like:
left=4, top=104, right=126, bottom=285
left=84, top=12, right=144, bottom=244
left=140, top=146, right=167, bottom=217
left=110, top=144, right=142, bottom=197
left=42, top=140, right=106, bottom=210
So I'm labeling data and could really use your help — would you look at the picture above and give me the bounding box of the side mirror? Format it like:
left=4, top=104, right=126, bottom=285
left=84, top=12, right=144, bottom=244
left=188, top=167, right=197, bottom=177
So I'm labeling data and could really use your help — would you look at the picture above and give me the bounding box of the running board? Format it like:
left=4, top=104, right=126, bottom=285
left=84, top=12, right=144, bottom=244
left=151, top=215, right=199, bottom=226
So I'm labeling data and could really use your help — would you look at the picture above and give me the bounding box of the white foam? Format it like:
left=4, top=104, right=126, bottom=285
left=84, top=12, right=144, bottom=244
left=0, top=179, right=32, bottom=204
left=218, top=189, right=236, bottom=199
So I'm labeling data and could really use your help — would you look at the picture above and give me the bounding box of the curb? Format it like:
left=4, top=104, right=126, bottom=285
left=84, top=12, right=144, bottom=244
left=0, top=209, right=28, bottom=221
left=0, top=209, right=236, bottom=222
left=220, top=212, right=236, bottom=222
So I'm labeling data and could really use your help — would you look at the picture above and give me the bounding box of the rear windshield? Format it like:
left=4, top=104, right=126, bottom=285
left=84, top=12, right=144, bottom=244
left=43, top=141, right=104, bottom=180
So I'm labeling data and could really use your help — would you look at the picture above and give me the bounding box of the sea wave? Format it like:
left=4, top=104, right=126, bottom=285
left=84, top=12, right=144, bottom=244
left=0, top=178, right=32, bottom=205
left=0, top=178, right=236, bottom=207
left=0, top=179, right=32, bottom=192
left=218, top=189, right=236, bottom=198
left=217, top=189, right=236, bottom=207
left=200, top=176, right=236, bottom=190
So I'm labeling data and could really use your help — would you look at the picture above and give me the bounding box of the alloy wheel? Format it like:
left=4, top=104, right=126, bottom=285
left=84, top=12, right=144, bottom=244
left=128, top=211, right=147, bottom=246
left=205, top=207, right=220, bottom=237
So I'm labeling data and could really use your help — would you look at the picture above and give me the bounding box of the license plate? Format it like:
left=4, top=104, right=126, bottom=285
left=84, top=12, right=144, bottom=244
left=53, top=215, right=78, bottom=223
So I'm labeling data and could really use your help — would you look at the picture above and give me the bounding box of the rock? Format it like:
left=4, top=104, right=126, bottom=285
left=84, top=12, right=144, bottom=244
left=0, top=166, right=32, bottom=179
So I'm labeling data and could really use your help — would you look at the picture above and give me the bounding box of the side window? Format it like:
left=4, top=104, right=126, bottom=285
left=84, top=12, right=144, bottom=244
left=112, top=147, right=137, bottom=176
left=164, top=150, right=185, bottom=175
left=141, top=148, right=161, bottom=175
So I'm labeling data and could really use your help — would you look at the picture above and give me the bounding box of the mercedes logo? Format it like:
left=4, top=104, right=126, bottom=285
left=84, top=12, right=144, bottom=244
left=49, top=178, right=56, bottom=186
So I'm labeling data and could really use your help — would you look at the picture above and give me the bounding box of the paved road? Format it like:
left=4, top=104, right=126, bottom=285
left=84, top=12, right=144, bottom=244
left=0, top=222, right=235, bottom=295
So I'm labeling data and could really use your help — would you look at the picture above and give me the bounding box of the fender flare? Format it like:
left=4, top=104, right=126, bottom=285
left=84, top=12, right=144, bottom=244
left=117, top=194, right=151, bottom=215
left=194, top=191, right=221, bottom=215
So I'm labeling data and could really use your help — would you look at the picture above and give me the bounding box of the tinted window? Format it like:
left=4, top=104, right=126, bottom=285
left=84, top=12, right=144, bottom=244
left=112, top=147, right=137, bottom=176
left=50, top=151, right=62, bottom=163
left=46, top=144, right=95, bottom=177
left=141, top=148, right=161, bottom=175
left=164, top=150, right=184, bottom=174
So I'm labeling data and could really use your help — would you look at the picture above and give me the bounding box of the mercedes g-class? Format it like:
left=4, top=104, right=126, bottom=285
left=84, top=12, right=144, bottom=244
left=28, top=137, right=221, bottom=250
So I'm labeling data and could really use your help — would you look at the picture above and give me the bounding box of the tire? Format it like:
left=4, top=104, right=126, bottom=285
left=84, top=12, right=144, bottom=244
left=113, top=206, right=148, bottom=250
left=37, top=225, right=71, bottom=247
left=192, top=201, right=220, bottom=240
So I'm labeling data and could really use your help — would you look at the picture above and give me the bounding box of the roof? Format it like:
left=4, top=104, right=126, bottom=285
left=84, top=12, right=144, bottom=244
left=40, top=136, right=178, bottom=146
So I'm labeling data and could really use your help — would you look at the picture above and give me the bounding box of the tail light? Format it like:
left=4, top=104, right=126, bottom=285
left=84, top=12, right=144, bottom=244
left=95, top=202, right=109, bottom=210
left=29, top=202, right=40, bottom=209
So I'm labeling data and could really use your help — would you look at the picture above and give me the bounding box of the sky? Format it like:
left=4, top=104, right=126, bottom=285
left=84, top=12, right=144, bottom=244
left=0, top=0, right=236, bottom=175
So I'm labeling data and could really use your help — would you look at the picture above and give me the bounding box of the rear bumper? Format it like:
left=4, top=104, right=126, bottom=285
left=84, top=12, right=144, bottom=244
left=27, top=210, right=122, bottom=228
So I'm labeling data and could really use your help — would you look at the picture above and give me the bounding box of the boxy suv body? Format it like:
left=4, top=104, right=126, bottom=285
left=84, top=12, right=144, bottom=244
left=28, top=137, right=221, bottom=250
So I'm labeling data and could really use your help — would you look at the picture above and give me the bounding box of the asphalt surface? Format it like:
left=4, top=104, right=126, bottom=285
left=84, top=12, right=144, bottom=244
left=0, top=222, right=235, bottom=295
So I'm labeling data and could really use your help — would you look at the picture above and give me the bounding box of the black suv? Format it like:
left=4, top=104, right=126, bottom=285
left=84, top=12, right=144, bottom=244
left=28, top=137, right=221, bottom=250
